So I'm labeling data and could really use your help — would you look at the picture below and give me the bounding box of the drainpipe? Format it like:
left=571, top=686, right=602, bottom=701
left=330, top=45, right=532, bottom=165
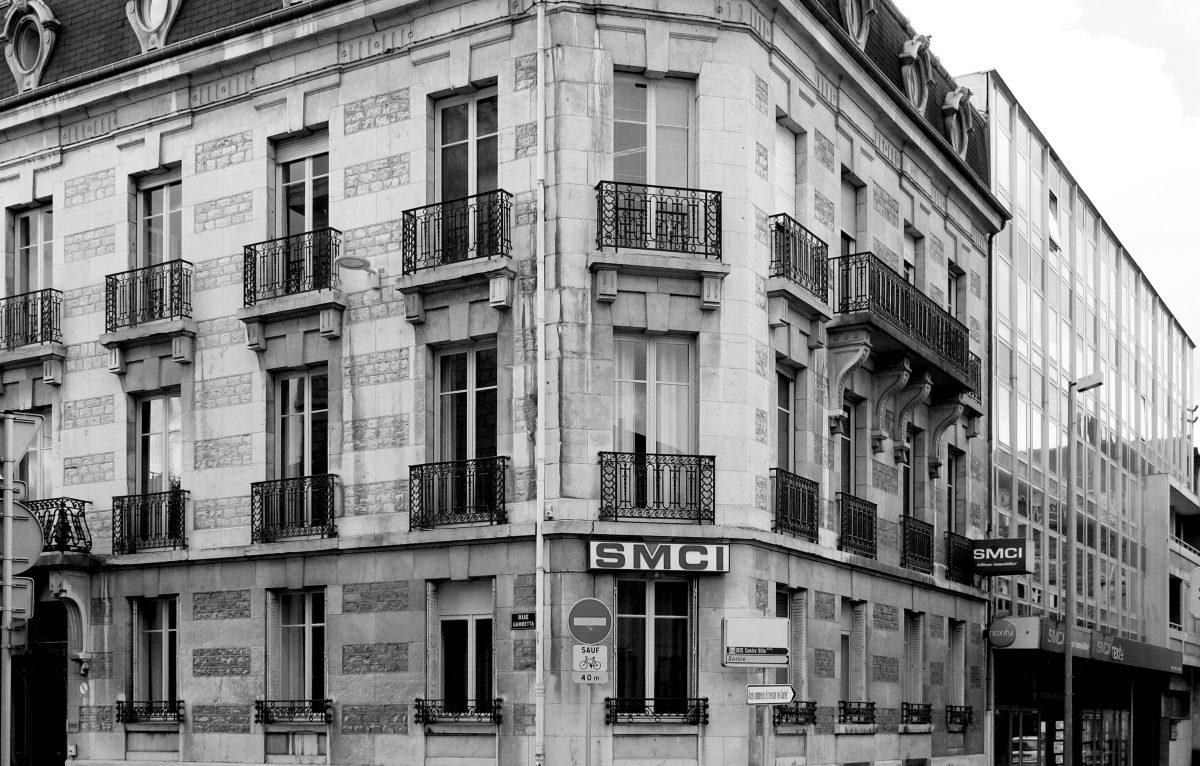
left=533, top=2, right=548, bottom=765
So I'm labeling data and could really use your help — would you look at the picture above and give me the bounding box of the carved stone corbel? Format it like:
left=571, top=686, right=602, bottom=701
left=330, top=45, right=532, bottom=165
left=927, top=396, right=965, bottom=478
left=891, top=371, right=931, bottom=464
left=871, top=357, right=911, bottom=453
left=826, top=329, right=871, bottom=434
left=47, top=570, right=92, bottom=675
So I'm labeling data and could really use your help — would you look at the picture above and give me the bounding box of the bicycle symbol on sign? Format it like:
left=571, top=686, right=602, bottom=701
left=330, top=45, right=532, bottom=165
left=578, top=656, right=602, bottom=671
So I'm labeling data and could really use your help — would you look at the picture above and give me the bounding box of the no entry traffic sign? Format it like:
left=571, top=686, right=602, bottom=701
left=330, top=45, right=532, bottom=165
left=567, top=598, right=612, bottom=645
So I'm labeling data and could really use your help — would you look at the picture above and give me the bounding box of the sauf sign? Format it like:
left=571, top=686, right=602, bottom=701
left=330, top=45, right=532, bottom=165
left=589, top=541, right=729, bottom=573
left=973, top=538, right=1033, bottom=575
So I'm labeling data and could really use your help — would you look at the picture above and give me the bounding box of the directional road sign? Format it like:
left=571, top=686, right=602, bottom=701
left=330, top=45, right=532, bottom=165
left=747, top=684, right=795, bottom=705
left=568, top=598, right=612, bottom=645
left=9, top=577, right=33, bottom=620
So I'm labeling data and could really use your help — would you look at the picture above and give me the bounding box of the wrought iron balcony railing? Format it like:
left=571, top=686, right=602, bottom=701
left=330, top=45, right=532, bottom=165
left=838, top=700, right=876, bottom=725
left=946, top=530, right=975, bottom=585
left=409, top=456, right=507, bottom=529
left=116, top=700, right=185, bottom=724
left=413, top=698, right=502, bottom=725
left=599, top=452, right=716, bottom=523
left=771, top=468, right=819, bottom=542
left=402, top=190, right=512, bottom=274
left=112, top=489, right=187, bottom=554
left=251, top=474, right=337, bottom=543
left=105, top=260, right=192, bottom=332
left=27, top=497, right=91, bottom=553
left=595, top=181, right=721, bottom=259
left=604, top=698, right=709, bottom=725
left=837, top=492, right=877, bottom=559
left=901, top=702, right=932, bottom=725
left=243, top=228, right=340, bottom=306
left=773, top=700, right=817, bottom=726
left=901, top=515, right=935, bottom=574
left=254, top=699, right=332, bottom=724
left=770, top=213, right=829, bottom=301
left=966, top=352, right=982, bottom=400
left=946, top=704, right=974, bottom=727
left=830, top=252, right=971, bottom=381
left=0, top=289, right=60, bottom=349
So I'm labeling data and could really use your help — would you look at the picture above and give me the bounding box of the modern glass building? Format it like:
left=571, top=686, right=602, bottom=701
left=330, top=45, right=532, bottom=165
left=961, top=69, right=1197, bottom=765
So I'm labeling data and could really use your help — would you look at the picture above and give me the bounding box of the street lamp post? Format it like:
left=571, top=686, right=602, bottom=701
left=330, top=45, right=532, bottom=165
left=1063, top=372, right=1102, bottom=766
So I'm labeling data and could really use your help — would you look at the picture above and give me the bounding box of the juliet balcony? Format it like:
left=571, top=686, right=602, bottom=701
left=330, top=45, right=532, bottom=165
left=829, top=252, right=977, bottom=392
left=0, top=289, right=61, bottom=350
left=402, top=190, right=512, bottom=274
left=105, top=260, right=192, bottom=332
left=28, top=497, right=92, bottom=554
left=604, top=698, right=709, bottom=725
left=599, top=452, right=716, bottom=524
left=837, top=492, right=877, bottom=559
left=771, top=468, right=819, bottom=542
left=413, top=698, right=502, bottom=725
left=945, top=530, right=976, bottom=585
left=116, top=700, right=184, bottom=724
left=254, top=699, right=332, bottom=724
left=901, top=515, right=934, bottom=574
left=112, top=489, right=188, bottom=554
left=409, top=456, right=508, bottom=530
left=767, top=214, right=831, bottom=323
left=250, top=474, right=338, bottom=544
left=239, top=229, right=346, bottom=347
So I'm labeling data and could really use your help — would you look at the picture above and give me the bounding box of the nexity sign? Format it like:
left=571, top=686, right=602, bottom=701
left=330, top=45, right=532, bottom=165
left=589, top=541, right=729, bottom=573
left=972, top=538, right=1033, bottom=575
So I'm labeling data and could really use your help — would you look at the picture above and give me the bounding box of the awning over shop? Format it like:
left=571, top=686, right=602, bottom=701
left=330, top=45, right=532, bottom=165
left=989, top=616, right=1183, bottom=674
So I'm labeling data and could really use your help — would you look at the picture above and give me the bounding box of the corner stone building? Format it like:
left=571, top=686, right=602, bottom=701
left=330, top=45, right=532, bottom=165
left=0, top=0, right=1004, bottom=765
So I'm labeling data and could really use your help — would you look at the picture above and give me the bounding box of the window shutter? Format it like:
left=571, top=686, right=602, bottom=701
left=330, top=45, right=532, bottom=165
left=850, top=602, right=866, bottom=700
left=791, top=590, right=808, bottom=697
left=840, top=178, right=858, bottom=240
left=129, top=599, right=139, bottom=701
left=266, top=592, right=280, bottom=698
left=426, top=582, right=439, bottom=698
left=275, top=132, right=328, bottom=164
left=950, top=619, right=966, bottom=706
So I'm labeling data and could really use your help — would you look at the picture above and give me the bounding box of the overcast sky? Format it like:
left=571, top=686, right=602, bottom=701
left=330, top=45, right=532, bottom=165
left=899, top=0, right=1200, bottom=346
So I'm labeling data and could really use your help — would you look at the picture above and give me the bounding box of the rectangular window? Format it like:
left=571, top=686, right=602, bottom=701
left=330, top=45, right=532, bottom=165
left=840, top=176, right=859, bottom=254
left=617, top=579, right=691, bottom=709
left=275, top=369, right=329, bottom=480
left=614, top=337, right=694, bottom=455
left=902, top=231, right=917, bottom=285
left=840, top=598, right=865, bottom=701
left=12, top=205, right=52, bottom=294
left=16, top=408, right=50, bottom=501
left=773, top=123, right=798, bottom=217
left=137, top=178, right=181, bottom=267
left=436, top=347, right=498, bottom=462
left=903, top=611, right=924, bottom=703
left=137, top=394, right=182, bottom=494
left=774, top=588, right=791, bottom=685
left=277, top=589, right=326, bottom=701
left=438, top=580, right=494, bottom=712
left=774, top=372, right=793, bottom=470
left=902, top=426, right=916, bottom=517
left=947, top=260, right=964, bottom=318
left=839, top=401, right=856, bottom=496
left=947, top=448, right=964, bottom=533
left=134, top=597, right=177, bottom=702
left=614, top=76, right=691, bottom=188
left=948, top=618, right=966, bottom=706
left=277, top=144, right=329, bottom=237
left=437, top=92, right=498, bottom=201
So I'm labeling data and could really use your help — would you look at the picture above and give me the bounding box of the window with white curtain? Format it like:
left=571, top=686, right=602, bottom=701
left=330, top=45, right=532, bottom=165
left=134, top=596, right=177, bottom=702
left=613, top=76, right=691, bottom=187
left=137, top=177, right=181, bottom=268
left=137, top=393, right=181, bottom=494
left=436, top=347, right=498, bottom=462
left=277, top=589, right=326, bottom=701
left=614, top=337, right=694, bottom=455
left=13, top=205, right=52, bottom=295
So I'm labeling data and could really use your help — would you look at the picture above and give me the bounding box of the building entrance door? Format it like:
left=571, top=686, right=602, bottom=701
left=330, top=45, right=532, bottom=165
left=996, top=708, right=1051, bottom=766
left=13, top=599, right=68, bottom=766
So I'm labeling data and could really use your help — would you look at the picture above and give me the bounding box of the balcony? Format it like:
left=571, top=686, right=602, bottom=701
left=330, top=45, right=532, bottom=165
left=838, top=700, right=876, bottom=725
left=402, top=190, right=512, bottom=274
left=829, top=252, right=975, bottom=391
left=413, top=698, right=502, bottom=725
left=250, top=474, right=338, bottom=544
left=0, top=289, right=60, bottom=350
left=837, top=492, right=877, bottom=559
left=946, top=704, right=974, bottom=729
left=945, top=530, right=975, bottom=585
left=112, top=489, right=187, bottom=554
left=105, top=260, right=192, bottom=332
left=604, top=698, right=709, bottom=725
left=254, top=699, right=331, bottom=724
left=773, top=700, right=816, bottom=726
left=771, top=468, right=818, bottom=542
left=769, top=214, right=830, bottom=318
left=901, top=702, right=932, bottom=725
left=595, top=181, right=721, bottom=259
left=964, top=352, right=983, bottom=411
left=901, top=516, right=934, bottom=574
left=27, top=497, right=91, bottom=554
left=598, top=452, right=715, bottom=523
left=116, top=700, right=184, bottom=724
left=409, top=456, right=507, bottom=529
left=243, top=228, right=340, bottom=306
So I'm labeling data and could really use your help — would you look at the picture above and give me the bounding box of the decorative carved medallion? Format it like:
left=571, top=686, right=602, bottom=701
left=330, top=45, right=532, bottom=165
left=1, top=0, right=60, bottom=92
left=899, top=35, right=932, bottom=112
left=943, top=86, right=976, bottom=159
left=125, top=0, right=184, bottom=53
left=839, top=0, right=876, bottom=50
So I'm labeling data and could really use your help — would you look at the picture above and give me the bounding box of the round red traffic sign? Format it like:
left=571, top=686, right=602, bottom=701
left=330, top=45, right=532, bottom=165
left=3, top=502, right=43, bottom=575
left=568, top=598, right=612, bottom=645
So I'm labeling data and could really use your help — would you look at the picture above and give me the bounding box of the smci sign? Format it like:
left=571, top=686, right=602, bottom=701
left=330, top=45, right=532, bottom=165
left=972, top=538, right=1033, bottom=575
left=589, top=541, right=729, bottom=572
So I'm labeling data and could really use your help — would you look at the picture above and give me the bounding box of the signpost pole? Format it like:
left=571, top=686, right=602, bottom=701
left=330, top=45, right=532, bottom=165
left=760, top=668, right=769, bottom=766
left=1, top=413, right=13, bottom=766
